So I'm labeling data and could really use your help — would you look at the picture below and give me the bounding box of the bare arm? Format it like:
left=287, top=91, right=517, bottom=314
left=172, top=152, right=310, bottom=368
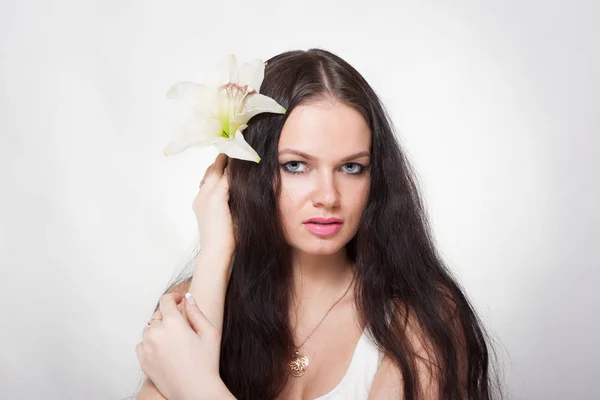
left=151, top=249, right=233, bottom=331
left=187, top=248, right=233, bottom=333
left=140, top=249, right=234, bottom=399
left=368, top=294, right=468, bottom=400
left=367, top=319, right=439, bottom=400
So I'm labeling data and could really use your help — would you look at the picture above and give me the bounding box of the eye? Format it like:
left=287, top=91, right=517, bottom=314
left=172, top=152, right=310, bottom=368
left=280, top=161, right=368, bottom=175
left=281, top=161, right=307, bottom=174
left=341, top=163, right=365, bottom=175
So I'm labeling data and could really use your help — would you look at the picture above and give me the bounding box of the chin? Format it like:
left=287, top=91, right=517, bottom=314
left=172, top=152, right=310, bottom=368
left=292, top=249, right=340, bottom=257
left=291, top=237, right=349, bottom=256
left=303, top=246, right=341, bottom=256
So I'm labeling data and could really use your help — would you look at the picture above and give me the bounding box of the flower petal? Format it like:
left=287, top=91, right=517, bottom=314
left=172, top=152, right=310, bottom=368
left=238, top=59, right=265, bottom=91
left=228, top=119, right=246, bottom=139
left=213, top=126, right=261, bottom=163
left=165, top=82, right=214, bottom=109
left=233, top=93, right=286, bottom=123
left=163, top=113, right=225, bottom=156
left=218, top=54, right=238, bottom=85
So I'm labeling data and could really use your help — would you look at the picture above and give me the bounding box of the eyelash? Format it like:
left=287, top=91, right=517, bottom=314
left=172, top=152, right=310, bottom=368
left=280, top=161, right=368, bottom=175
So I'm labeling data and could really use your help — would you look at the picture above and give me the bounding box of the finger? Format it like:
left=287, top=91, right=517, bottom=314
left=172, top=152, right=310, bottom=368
left=214, top=153, right=228, bottom=171
left=142, top=317, right=161, bottom=339
left=155, top=291, right=184, bottom=317
left=176, top=297, right=186, bottom=314
left=148, top=308, right=163, bottom=321
left=212, top=154, right=229, bottom=180
left=158, top=292, right=182, bottom=318
left=143, top=307, right=163, bottom=332
left=199, top=163, right=214, bottom=188
left=135, top=341, right=145, bottom=364
left=202, top=154, right=227, bottom=188
left=203, top=163, right=213, bottom=178
left=218, top=166, right=230, bottom=191
left=184, top=292, right=215, bottom=335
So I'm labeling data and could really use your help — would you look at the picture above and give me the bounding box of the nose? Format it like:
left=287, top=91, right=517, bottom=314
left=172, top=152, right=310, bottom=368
left=311, top=170, right=340, bottom=209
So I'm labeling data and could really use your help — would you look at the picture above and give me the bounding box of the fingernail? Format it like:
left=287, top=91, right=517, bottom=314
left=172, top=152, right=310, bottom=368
left=185, top=292, right=196, bottom=305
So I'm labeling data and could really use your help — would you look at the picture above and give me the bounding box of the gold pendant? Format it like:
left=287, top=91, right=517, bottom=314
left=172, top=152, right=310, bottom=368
left=288, top=351, right=309, bottom=377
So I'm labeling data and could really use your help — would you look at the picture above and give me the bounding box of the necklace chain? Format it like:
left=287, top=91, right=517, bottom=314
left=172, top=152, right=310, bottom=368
left=292, top=272, right=356, bottom=350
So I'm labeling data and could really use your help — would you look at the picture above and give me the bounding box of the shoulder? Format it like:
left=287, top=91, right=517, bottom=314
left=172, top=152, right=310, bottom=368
left=368, top=302, right=439, bottom=399
left=368, top=285, right=465, bottom=399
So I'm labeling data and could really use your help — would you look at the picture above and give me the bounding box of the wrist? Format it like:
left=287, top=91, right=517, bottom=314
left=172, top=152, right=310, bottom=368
left=200, top=242, right=235, bottom=256
left=194, top=248, right=233, bottom=275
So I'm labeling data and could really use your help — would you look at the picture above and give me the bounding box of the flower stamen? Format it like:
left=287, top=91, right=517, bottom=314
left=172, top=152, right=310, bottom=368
left=164, top=55, right=286, bottom=162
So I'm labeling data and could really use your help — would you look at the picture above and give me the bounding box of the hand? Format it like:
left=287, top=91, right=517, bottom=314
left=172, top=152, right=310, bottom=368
left=136, top=292, right=233, bottom=400
left=194, top=153, right=235, bottom=255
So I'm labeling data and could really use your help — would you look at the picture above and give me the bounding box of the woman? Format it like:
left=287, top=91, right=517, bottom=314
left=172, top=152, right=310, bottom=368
left=135, top=49, right=500, bottom=399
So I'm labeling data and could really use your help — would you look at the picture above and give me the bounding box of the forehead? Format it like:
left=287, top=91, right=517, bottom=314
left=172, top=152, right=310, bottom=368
left=278, top=99, right=371, bottom=157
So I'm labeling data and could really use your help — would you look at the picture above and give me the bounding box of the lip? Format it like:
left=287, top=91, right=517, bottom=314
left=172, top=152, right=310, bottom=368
left=303, top=217, right=344, bottom=237
left=303, top=217, right=343, bottom=224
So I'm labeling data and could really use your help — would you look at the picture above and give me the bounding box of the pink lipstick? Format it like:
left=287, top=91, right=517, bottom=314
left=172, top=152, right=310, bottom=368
left=303, top=217, right=343, bottom=237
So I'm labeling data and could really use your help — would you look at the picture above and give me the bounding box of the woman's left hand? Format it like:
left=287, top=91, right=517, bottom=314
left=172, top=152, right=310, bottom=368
left=135, top=292, right=233, bottom=400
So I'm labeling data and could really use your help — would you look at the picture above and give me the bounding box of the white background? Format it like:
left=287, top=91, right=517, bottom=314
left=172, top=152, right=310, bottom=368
left=1, top=0, right=598, bottom=399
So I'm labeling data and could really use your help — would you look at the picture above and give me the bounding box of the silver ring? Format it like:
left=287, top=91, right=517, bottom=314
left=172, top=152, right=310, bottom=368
left=199, top=179, right=205, bottom=188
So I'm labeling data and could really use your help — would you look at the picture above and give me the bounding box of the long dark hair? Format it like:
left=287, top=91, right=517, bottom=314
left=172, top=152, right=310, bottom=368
left=160, top=49, right=501, bottom=400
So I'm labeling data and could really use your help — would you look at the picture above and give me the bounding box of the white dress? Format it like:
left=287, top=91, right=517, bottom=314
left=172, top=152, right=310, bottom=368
left=313, top=329, right=385, bottom=399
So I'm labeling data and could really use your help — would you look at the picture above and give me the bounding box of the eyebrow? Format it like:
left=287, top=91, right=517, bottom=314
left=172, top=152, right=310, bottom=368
left=278, top=149, right=371, bottom=162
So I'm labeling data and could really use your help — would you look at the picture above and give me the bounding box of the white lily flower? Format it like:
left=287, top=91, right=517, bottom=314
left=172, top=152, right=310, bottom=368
left=163, top=55, right=286, bottom=163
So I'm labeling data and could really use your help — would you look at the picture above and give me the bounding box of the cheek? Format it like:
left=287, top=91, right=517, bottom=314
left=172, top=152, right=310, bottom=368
left=359, top=183, right=370, bottom=209
left=277, top=178, right=303, bottom=225
left=277, top=176, right=322, bottom=237
left=341, top=184, right=369, bottom=238
left=343, top=179, right=370, bottom=210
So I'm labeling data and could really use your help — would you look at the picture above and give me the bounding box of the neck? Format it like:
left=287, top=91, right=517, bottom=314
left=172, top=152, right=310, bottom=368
left=289, top=248, right=355, bottom=316
left=292, top=249, right=352, bottom=297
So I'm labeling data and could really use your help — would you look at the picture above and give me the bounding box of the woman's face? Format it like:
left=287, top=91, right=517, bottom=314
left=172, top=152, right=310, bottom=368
left=276, top=98, right=371, bottom=256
